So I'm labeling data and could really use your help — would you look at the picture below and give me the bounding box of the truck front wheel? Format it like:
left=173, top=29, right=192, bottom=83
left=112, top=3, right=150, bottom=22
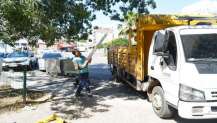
left=151, top=86, right=174, bottom=118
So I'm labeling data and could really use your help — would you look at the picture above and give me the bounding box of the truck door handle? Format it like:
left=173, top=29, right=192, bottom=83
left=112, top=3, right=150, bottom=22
left=151, top=66, right=154, bottom=70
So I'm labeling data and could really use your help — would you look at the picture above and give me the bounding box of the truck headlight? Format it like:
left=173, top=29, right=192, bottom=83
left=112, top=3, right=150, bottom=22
left=179, top=84, right=205, bottom=102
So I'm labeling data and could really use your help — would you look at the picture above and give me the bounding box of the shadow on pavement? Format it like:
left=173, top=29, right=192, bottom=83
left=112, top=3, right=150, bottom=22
left=29, top=63, right=147, bottom=120
left=89, top=64, right=217, bottom=123
left=89, top=63, right=147, bottom=100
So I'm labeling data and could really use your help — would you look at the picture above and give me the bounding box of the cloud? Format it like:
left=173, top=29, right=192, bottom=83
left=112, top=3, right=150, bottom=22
left=181, top=0, right=217, bottom=14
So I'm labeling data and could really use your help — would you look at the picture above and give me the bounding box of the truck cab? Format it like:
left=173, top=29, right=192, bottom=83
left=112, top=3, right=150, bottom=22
left=148, top=25, right=217, bottom=119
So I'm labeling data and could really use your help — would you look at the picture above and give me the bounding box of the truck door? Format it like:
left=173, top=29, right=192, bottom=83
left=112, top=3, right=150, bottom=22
left=160, top=30, right=179, bottom=106
left=150, top=30, right=179, bottom=106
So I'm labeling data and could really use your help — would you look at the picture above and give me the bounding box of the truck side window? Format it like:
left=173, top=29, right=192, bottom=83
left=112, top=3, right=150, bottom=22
left=153, top=31, right=165, bottom=53
left=164, top=31, right=177, bottom=71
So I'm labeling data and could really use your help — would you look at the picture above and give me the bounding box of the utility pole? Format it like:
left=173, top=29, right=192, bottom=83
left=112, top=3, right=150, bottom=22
left=23, top=66, right=27, bottom=104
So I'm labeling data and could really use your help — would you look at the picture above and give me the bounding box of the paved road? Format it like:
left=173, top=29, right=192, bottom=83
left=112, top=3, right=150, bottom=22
left=0, top=51, right=216, bottom=123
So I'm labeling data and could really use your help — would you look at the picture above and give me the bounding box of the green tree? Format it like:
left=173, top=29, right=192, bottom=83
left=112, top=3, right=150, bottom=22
left=118, top=12, right=138, bottom=38
left=111, top=38, right=128, bottom=46
left=0, top=0, right=156, bottom=46
left=0, top=0, right=41, bottom=46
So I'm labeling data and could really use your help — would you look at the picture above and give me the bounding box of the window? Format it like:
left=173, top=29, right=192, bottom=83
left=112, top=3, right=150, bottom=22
left=181, top=33, right=217, bottom=60
left=164, top=31, right=178, bottom=70
left=153, top=31, right=165, bottom=53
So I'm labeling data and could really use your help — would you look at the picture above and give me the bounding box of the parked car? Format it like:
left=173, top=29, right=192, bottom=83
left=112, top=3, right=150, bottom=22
left=38, top=52, right=63, bottom=71
left=0, top=52, right=7, bottom=72
left=0, top=52, right=7, bottom=59
left=2, top=51, right=37, bottom=70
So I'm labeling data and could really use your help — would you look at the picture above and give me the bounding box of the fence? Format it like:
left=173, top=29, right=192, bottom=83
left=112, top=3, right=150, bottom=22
left=0, top=59, right=78, bottom=89
left=0, top=70, right=39, bottom=89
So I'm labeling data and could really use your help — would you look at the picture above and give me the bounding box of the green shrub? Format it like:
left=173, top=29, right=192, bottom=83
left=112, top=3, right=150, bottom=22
left=97, top=38, right=128, bottom=49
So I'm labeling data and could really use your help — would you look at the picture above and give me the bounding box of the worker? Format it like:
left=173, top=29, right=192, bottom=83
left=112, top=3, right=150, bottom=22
left=73, top=50, right=92, bottom=97
left=71, top=49, right=79, bottom=87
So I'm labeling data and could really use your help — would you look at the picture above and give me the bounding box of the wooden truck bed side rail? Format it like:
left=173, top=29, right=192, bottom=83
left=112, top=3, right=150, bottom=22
left=108, top=46, right=127, bottom=68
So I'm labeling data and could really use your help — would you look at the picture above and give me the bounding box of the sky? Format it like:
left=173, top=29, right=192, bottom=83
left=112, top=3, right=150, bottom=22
left=92, top=0, right=217, bottom=29
left=150, top=0, right=198, bottom=14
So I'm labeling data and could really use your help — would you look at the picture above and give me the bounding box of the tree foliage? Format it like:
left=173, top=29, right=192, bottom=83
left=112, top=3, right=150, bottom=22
left=0, top=0, right=156, bottom=46
left=0, top=0, right=39, bottom=45
left=118, top=12, right=138, bottom=37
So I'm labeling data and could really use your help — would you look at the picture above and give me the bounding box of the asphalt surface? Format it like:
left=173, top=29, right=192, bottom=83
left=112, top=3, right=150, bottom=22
left=0, top=50, right=216, bottom=123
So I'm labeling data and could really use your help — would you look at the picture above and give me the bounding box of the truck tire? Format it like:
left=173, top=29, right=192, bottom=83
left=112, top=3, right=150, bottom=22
left=151, top=86, right=174, bottom=118
left=114, top=73, right=121, bottom=82
left=112, top=68, right=121, bottom=82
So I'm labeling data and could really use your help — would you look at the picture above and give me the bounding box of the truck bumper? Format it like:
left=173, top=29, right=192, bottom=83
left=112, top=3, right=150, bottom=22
left=178, top=100, right=217, bottom=119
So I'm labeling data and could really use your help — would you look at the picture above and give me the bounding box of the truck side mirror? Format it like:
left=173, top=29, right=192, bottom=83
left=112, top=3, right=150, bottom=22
left=160, top=52, right=169, bottom=66
left=156, top=51, right=169, bottom=59
left=162, top=52, right=169, bottom=59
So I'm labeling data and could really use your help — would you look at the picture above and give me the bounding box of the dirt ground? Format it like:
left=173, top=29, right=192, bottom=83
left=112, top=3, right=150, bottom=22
left=0, top=86, right=49, bottom=114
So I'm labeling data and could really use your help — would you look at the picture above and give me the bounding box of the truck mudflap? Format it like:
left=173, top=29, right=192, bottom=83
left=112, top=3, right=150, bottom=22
left=178, top=100, right=217, bottom=119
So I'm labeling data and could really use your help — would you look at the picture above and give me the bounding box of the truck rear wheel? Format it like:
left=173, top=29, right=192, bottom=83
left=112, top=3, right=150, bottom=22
left=112, top=68, right=121, bottom=82
left=151, top=86, right=174, bottom=118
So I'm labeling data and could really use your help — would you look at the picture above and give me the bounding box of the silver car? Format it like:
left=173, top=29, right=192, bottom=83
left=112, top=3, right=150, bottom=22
left=2, top=51, right=37, bottom=70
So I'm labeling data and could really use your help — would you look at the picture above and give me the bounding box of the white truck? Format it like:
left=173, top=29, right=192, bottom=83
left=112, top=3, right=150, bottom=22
left=108, top=15, right=217, bottom=119
left=148, top=25, right=217, bottom=119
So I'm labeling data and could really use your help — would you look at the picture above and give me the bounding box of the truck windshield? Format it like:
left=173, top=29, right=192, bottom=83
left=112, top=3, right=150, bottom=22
left=181, top=33, right=217, bottom=62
